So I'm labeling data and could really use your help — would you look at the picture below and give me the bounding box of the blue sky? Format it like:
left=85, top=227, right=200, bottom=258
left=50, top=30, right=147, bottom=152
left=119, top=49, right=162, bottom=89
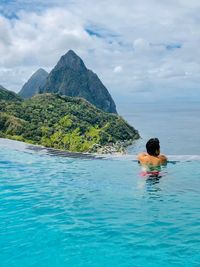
left=0, top=0, right=200, bottom=103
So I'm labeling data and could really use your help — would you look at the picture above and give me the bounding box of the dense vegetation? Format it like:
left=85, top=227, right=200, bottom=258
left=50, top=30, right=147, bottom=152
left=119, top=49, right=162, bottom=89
left=0, top=93, right=139, bottom=153
left=0, top=85, right=22, bottom=102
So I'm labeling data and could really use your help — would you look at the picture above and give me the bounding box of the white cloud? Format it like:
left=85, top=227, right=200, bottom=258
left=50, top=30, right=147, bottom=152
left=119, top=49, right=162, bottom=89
left=0, top=0, right=200, bottom=102
left=114, top=66, right=123, bottom=73
left=133, top=38, right=150, bottom=52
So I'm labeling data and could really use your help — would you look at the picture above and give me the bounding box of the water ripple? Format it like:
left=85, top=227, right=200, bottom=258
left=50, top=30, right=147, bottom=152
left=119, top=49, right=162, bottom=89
left=0, top=139, right=200, bottom=266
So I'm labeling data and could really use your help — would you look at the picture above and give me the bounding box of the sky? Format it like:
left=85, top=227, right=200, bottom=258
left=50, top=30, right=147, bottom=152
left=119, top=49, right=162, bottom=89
left=0, top=0, right=200, bottom=105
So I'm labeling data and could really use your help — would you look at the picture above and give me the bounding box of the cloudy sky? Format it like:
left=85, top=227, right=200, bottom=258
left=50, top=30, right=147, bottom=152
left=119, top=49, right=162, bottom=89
left=0, top=0, right=200, bottom=104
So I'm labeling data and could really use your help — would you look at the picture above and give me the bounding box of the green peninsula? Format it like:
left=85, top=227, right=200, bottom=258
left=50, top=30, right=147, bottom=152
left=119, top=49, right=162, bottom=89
left=0, top=92, right=139, bottom=153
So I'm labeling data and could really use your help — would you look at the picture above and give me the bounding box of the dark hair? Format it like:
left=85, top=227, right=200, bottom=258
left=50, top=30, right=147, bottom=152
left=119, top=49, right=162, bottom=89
left=146, top=138, right=160, bottom=156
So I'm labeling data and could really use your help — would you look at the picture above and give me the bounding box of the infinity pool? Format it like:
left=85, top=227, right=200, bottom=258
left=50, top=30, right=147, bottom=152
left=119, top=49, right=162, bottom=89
left=0, top=139, right=199, bottom=267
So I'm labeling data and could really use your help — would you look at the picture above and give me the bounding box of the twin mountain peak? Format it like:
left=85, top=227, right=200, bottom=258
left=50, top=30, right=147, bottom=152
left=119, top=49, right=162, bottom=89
left=19, top=50, right=117, bottom=114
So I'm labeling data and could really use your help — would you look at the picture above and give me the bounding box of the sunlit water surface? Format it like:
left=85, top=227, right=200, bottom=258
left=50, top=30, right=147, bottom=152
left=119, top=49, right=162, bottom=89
left=0, top=139, right=200, bottom=267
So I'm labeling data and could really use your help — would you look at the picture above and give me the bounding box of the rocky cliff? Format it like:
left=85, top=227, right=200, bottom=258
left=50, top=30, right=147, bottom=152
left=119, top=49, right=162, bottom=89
left=40, top=50, right=117, bottom=113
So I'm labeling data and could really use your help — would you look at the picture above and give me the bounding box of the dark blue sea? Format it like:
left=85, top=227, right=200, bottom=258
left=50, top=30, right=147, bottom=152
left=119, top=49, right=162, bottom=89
left=118, top=100, right=200, bottom=155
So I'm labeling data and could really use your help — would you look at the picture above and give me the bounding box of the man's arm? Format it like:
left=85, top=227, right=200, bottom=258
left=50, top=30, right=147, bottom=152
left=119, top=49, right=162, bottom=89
left=158, top=154, right=167, bottom=164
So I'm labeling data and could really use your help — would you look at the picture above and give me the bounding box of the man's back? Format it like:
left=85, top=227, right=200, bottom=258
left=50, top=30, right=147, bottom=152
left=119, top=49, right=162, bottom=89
left=138, top=152, right=167, bottom=166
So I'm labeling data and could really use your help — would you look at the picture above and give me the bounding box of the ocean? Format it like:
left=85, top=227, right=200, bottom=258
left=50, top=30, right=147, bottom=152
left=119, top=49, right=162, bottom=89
left=118, top=100, right=200, bottom=155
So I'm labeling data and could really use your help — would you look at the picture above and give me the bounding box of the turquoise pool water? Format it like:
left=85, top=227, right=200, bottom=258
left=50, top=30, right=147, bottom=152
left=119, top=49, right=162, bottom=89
left=0, top=139, right=200, bottom=267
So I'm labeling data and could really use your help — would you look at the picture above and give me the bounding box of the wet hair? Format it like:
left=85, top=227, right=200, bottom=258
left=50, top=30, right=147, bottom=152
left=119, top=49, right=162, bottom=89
left=146, top=138, right=160, bottom=156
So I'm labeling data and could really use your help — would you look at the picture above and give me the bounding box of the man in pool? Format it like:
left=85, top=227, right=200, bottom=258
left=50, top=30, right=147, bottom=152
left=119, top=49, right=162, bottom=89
left=137, top=138, right=167, bottom=176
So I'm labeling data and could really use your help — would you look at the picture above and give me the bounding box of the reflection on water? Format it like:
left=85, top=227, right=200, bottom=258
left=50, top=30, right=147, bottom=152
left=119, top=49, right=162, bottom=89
left=145, top=176, right=163, bottom=200
left=137, top=163, right=169, bottom=200
left=137, top=174, right=163, bottom=199
left=146, top=175, right=162, bottom=185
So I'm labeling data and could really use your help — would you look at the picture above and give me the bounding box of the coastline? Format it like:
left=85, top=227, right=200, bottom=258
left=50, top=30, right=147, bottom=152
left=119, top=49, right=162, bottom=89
left=0, top=138, right=129, bottom=159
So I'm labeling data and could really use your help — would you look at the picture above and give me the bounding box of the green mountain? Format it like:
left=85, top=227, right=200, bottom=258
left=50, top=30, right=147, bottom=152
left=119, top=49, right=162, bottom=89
left=0, top=85, right=22, bottom=102
left=0, top=93, right=139, bottom=153
left=19, top=68, right=48, bottom=99
left=40, top=50, right=117, bottom=113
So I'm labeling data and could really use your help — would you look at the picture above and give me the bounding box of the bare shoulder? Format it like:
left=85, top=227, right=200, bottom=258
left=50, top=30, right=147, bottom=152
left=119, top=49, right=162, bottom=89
left=137, top=152, right=148, bottom=161
left=158, top=154, right=167, bottom=163
left=137, top=153, right=150, bottom=165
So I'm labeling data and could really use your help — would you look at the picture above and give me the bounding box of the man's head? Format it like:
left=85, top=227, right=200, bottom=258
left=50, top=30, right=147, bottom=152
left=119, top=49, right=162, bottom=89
left=146, top=138, right=160, bottom=156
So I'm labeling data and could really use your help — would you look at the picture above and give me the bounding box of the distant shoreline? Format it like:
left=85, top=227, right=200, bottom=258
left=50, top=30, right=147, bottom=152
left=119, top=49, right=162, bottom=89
left=0, top=138, right=127, bottom=159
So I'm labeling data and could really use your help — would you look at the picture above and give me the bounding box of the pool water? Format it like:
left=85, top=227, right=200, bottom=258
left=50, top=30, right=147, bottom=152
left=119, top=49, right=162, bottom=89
left=0, top=139, right=200, bottom=267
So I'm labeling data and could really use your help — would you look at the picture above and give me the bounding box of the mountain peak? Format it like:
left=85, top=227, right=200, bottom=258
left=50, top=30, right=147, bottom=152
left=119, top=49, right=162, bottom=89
left=19, top=68, right=48, bottom=99
left=36, top=68, right=48, bottom=74
left=66, top=49, right=78, bottom=57
left=40, top=50, right=117, bottom=113
left=31, top=68, right=48, bottom=79
left=16, top=50, right=117, bottom=113
left=55, top=50, right=86, bottom=71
